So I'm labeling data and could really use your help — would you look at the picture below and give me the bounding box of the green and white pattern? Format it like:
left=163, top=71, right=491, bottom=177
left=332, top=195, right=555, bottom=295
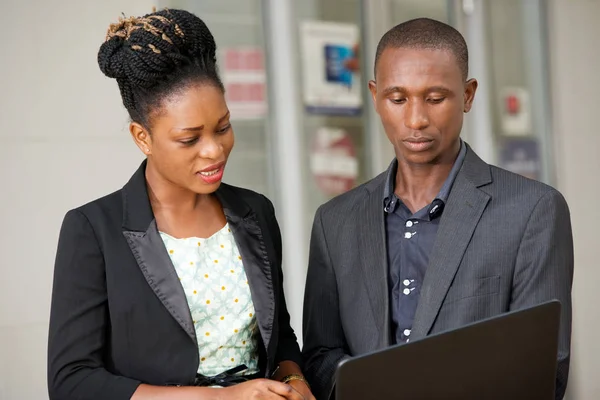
left=160, top=223, right=259, bottom=376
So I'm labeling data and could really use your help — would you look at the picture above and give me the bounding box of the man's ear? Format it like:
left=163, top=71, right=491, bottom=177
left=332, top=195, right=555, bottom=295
left=369, top=80, right=379, bottom=114
left=463, top=78, right=478, bottom=113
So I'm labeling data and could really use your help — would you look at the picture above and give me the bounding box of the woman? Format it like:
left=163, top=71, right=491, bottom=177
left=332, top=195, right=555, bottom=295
left=47, top=8, right=314, bottom=400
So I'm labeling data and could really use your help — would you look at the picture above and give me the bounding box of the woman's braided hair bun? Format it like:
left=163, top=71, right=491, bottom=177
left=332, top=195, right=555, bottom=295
left=98, top=8, right=222, bottom=125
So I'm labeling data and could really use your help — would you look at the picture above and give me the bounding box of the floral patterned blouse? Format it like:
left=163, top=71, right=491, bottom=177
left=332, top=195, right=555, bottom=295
left=160, top=223, right=259, bottom=377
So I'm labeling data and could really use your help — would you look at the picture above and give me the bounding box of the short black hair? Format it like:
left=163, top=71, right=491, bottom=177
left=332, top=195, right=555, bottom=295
left=374, top=18, right=469, bottom=80
left=98, top=8, right=223, bottom=128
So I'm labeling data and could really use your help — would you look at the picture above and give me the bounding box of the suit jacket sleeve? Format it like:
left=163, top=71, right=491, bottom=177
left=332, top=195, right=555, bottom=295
left=302, top=206, right=350, bottom=400
left=47, top=210, right=141, bottom=400
left=511, top=189, right=574, bottom=400
left=263, top=196, right=303, bottom=367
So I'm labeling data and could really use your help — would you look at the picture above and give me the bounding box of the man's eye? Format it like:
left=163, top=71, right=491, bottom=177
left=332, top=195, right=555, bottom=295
left=217, top=124, right=231, bottom=134
left=428, top=97, right=445, bottom=104
left=390, top=98, right=406, bottom=104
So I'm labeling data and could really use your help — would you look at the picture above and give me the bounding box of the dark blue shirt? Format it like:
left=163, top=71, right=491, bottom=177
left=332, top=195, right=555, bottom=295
left=384, top=141, right=466, bottom=344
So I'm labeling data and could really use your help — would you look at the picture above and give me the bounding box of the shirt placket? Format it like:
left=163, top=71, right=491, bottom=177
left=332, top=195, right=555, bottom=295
left=400, top=217, right=420, bottom=342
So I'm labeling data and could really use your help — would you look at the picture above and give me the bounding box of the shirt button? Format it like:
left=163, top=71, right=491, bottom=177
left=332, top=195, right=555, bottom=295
left=406, top=220, right=413, bottom=228
left=403, top=288, right=411, bottom=295
left=404, top=232, right=412, bottom=239
left=403, top=279, right=410, bottom=286
left=404, top=329, right=411, bottom=336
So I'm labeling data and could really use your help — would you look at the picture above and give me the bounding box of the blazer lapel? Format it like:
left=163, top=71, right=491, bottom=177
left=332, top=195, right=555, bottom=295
left=120, top=164, right=276, bottom=361
left=357, top=176, right=392, bottom=347
left=123, top=223, right=197, bottom=344
left=121, top=161, right=197, bottom=344
left=215, top=185, right=275, bottom=361
left=411, top=148, right=492, bottom=340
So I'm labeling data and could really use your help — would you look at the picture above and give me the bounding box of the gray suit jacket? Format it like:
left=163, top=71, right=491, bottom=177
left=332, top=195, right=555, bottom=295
left=302, top=145, right=573, bottom=400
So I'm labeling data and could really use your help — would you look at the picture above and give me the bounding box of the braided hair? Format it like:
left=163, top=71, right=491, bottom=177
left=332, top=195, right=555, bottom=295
left=98, top=8, right=224, bottom=127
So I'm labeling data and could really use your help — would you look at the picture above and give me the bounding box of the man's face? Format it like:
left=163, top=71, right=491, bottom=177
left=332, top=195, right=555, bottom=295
left=369, top=47, right=477, bottom=165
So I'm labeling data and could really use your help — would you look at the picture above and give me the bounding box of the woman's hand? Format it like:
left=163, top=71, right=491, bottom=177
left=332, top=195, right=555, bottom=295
left=219, top=379, right=304, bottom=400
left=288, top=379, right=316, bottom=400
left=270, top=361, right=315, bottom=400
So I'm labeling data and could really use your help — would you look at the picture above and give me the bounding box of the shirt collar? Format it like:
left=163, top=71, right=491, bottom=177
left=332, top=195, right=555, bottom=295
left=383, top=139, right=467, bottom=208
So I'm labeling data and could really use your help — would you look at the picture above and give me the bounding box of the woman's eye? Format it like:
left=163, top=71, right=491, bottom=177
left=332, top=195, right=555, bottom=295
left=180, top=138, right=198, bottom=145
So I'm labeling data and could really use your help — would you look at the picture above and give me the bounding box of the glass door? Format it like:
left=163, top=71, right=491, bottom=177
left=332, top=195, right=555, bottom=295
left=484, top=0, right=555, bottom=184
left=292, top=0, right=367, bottom=234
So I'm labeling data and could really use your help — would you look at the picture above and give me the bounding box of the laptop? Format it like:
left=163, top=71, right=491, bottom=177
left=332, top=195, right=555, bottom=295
left=335, top=300, right=561, bottom=400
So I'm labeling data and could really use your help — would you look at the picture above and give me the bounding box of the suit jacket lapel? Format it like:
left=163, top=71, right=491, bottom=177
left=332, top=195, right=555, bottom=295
left=121, top=161, right=197, bottom=344
left=411, top=148, right=492, bottom=340
left=357, top=176, right=392, bottom=347
left=215, top=185, right=275, bottom=359
left=123, top=223, right=197, bottom=344
left=121, top=163, right=276, bottom=357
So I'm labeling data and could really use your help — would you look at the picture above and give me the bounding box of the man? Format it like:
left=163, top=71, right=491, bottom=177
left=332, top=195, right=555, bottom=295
left=302, top=18, right=573, bottom=400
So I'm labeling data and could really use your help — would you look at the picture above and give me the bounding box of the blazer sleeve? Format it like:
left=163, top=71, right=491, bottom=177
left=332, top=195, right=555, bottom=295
left=302, top=206, right=350, bottom=400
left=511, top=189, right=574, bottom=400
left=263, top=196, right=303, bottom=367
left=47, top=209, right=141, bottom=400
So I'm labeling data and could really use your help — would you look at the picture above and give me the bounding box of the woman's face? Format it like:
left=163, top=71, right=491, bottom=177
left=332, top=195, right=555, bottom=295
left=130, top=83, right=235, bottom=195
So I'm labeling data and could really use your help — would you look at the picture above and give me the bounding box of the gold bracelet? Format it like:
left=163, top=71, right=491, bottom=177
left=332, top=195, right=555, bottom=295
left=281, top=374, right=311, bottom=389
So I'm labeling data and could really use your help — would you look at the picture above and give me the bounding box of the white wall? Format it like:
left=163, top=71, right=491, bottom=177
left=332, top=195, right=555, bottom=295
left=0, top=1, right=152, bottom=398
left=547, top=0, right=600, bottom=398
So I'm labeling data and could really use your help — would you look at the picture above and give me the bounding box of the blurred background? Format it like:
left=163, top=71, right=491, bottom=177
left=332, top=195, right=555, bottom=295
left=1, top=0, right=598, bottom=398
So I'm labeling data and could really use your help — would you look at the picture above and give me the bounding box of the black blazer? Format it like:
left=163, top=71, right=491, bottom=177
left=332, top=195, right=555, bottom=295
left=47, top=161, right=302, bottom=400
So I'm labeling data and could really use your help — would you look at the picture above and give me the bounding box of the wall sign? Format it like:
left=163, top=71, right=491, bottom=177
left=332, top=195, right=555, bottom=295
left=499, top=137, right=540, bottom=180
left=500, top=87, right=532, bottom=136
left=310, top=127, right=359, bottom=196
left=220, top=47, right=267, bottom=120
left=300, top=21, right=362, bottom=116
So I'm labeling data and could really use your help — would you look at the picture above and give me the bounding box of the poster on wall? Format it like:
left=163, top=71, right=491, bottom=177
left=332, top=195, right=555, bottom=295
left=499, top=137, right=541, bottom=181
left=220, top=47, right=267, bottom=120
left=310, top=127, right=359, bottom=196
left=500, top=87, right=532, bottom=136
left=300, top=21, right=362, bottom=116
